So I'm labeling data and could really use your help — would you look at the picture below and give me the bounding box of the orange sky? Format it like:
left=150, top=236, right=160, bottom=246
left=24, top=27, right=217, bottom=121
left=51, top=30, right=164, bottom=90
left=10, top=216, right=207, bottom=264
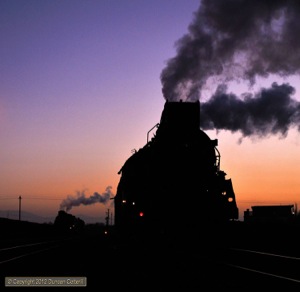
left=2, top=119, right=300, bottom=222
left=1, top=0, right=300, bottom=223
left=213, top=128, right=300, bottom=219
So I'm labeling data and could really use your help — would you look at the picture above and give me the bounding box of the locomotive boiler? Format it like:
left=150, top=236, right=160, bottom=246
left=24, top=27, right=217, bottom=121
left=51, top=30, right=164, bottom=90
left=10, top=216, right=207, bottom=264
left=114, top=100, right=238, bottom=235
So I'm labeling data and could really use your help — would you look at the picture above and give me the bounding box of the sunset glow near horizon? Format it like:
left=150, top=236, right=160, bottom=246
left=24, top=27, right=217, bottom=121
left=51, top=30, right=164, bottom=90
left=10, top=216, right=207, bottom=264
left=1, top=0, right=300, bottom=223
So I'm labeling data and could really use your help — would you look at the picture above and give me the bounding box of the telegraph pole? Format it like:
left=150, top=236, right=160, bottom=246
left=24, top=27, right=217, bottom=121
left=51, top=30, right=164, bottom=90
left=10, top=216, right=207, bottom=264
left=105, top=208, right=110, bottom=227
left=110, top=196, right=115, bottom=226
left=18, top=196, right=22, bottom=221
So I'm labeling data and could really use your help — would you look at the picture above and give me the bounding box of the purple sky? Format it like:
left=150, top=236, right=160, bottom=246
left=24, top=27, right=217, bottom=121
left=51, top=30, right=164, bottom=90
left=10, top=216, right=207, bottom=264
left=1, top=0, right=300, bottom=223
left=0, top=0, right=201, bottom=222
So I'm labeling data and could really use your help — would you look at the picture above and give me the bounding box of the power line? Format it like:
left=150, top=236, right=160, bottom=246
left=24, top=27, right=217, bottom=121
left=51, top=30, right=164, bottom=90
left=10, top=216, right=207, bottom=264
left=0, top=195, right=64, bottom=200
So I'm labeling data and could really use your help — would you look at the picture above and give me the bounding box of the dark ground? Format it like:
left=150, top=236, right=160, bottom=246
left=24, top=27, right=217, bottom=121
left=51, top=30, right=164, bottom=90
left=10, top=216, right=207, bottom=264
left=1, top=219, right=300, bottom=291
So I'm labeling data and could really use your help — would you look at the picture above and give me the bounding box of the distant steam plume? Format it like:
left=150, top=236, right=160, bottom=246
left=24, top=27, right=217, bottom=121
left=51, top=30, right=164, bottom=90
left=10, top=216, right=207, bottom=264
left=161, top=0, right=300, bottom=137
left=60, top=186, right=113, bottom=212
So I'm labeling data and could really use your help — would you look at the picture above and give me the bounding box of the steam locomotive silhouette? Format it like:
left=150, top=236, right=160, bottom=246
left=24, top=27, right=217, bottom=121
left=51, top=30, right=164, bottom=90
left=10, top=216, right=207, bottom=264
left=114, top=100, right=238, bottom=235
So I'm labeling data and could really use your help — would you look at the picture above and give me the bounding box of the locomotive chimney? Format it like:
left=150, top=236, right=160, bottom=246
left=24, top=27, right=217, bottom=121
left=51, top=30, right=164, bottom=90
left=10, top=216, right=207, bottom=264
left=155, top=100, right=200, bottom=142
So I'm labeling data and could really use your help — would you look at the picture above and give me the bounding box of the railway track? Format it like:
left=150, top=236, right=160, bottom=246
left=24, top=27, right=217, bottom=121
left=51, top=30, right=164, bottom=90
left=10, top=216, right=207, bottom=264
left=112, top=231, right=300, bottom=289
left=224, top=247, right=300, bottom=282
left=182, top=243, right=300, bottom=289
left=1, top=231, right=300, bottom=290
left=0, top=237, right=73, bottom=265
left=0, top=232, right=103, bottom=267
left=0, top=232, right=112, bottom=290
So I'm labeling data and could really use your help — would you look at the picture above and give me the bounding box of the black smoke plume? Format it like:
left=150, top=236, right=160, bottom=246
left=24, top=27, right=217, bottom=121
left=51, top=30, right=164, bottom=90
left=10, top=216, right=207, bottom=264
left=200, top=82, right=300, bottom=138
left=60, top=186, right=113, bottom=212
left=161, top=0, right=300, bottom=101
left=160, top=0, right=300, bottom=137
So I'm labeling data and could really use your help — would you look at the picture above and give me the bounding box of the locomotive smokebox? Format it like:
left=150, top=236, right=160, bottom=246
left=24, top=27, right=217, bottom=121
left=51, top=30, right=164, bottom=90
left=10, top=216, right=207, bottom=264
left=115, top=100, right=238, bottom=235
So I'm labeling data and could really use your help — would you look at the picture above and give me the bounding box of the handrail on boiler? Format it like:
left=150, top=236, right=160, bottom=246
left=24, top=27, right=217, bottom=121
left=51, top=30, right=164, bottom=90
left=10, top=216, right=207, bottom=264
left=147, top=123, right=159, bottom=143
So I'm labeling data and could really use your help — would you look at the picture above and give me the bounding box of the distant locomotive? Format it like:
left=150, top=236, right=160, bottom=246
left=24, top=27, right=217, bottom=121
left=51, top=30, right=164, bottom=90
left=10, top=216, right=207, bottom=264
left=114, top=100, right=238, bottom=235
left=54, top=210, right=85, bottom=233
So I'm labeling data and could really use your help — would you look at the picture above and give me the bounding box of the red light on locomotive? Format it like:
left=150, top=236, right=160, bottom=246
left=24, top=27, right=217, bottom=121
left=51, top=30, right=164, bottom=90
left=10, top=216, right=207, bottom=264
left=139, top=212, right=144, bottom=217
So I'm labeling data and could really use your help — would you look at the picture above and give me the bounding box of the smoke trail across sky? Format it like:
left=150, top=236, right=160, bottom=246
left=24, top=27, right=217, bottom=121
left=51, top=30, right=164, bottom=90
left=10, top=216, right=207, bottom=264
left=60, top=186, right=113, bottom=212
left=200, top=82, right=300, bottom=138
